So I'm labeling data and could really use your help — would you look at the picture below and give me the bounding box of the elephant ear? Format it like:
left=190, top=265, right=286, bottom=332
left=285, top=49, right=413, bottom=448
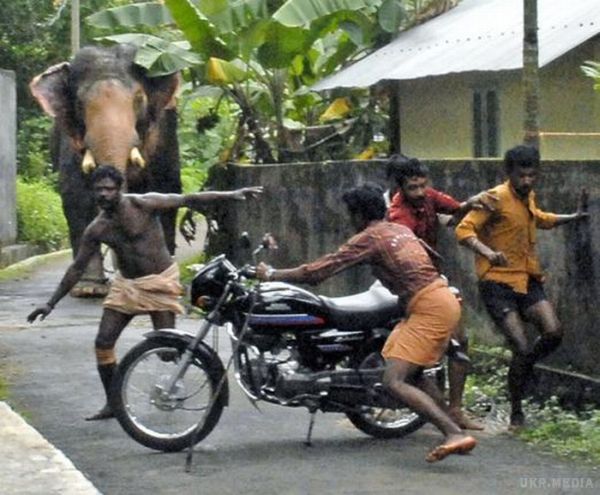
left=139, top=71, right=181, bottom=119
left=30, top=62, right=83, bottom=148
left=30, top=62, right=71, bottom=119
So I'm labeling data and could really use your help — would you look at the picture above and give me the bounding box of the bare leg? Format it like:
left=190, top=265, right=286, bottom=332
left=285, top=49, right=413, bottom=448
left=384, top=358, right=476, bottom=461
left=86, top=308, right=133, bottom=420
left=524, top=300, right=563, bottom=362
left=150, top=311, right=176, bottom=330
left=496, top=311, right=530, bottom=428
left=447, top=326, right=483, bottom=430
left=384, top=358, right=461, bottom=436
left=383, top=358, right=477, bottom=462
left=415, top=373, right=447, bottom=410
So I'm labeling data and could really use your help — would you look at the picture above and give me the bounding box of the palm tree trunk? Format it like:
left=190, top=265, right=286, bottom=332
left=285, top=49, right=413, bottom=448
left=523, top=0, right=540, bottom=149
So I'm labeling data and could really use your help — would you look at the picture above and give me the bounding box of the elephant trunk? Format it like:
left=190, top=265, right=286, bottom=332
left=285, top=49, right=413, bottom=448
left=82, top=80, right=146, bottom=188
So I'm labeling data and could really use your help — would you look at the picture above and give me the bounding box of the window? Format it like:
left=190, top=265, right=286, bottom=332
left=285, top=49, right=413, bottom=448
left=473, top=88, right=499, bottom=157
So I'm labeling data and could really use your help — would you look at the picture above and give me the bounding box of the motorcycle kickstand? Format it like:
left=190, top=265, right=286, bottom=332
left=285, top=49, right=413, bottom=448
left=304, top=408, right=318, bottom=447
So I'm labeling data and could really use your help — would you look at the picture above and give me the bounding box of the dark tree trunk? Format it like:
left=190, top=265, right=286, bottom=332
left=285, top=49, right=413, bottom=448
left=523, top=0, right=540, bottom=149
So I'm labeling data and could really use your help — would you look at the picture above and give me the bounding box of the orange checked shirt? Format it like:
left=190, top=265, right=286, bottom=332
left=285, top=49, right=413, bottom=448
left=455, top=181, right=558, bottom=293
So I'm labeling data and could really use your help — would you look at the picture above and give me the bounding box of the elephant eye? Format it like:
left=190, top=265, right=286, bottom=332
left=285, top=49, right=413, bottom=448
left=133, top=91, right=147, bottom=113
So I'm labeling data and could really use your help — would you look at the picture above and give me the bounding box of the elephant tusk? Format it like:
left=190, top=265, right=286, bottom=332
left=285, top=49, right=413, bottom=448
left=130, top=147, right=146, bottom=168
left=81, top=149, right=97, bottom=174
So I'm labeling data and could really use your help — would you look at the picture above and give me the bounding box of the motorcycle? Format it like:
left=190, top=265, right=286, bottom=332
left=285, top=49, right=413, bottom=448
left=110, top=235, right=445, bottom=452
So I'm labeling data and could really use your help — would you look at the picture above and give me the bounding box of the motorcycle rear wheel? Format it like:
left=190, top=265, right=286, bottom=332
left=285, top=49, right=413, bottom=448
left=346, top=352, right=444, bottom=439
left=111, top=338, right=226, bottom=452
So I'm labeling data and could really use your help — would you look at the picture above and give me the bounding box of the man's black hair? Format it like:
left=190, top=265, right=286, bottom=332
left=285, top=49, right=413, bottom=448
left=387, top=155, right=429, bottom=186
left=504, top=145, right=540, bottom=173
left=342, top=183, right=386, bottom=222
left=385, top=154, right=410, bottom=180
left=91, top=164, right=125, bottom=187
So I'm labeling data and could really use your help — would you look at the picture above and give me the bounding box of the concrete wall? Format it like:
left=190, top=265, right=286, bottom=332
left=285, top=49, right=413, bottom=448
left=397, top=37, right=600, bottom=160
left=209, top=159, right=600, bottom=376
left=0, top=69, right=17, bottom=246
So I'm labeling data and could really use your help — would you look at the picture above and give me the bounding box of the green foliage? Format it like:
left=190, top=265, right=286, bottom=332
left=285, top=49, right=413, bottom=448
left=178, top=95, right=238, bottom=191
left=464, top=343, right=600, bottom=465
left=16, top=178, right=68, bottom=251
left=463, top=344, right=511, bottom=415
left=273, top=0, right=382, bottom=28
left=0, top=0, right=70, bottom=116
left=581, top=61, right=600, bottom=92
left=179, top=252, right=208, bottom=285
left=17, top=115, right=53, bottom=179
left=86, top=0, right=461, bottom=163
left=519, top=397, right=600, bottom=465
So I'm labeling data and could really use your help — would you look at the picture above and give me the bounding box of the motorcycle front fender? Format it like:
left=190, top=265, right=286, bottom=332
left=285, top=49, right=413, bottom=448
left=142, top=329, right=230, bottom=407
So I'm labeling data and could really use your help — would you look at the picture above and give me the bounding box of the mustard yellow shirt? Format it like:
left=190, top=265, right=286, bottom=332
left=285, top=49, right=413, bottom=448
left=455, top=181, right=558, bottom=293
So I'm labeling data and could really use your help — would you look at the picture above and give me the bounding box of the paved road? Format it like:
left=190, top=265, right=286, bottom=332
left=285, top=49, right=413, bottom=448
left=1, top=252, right=599, bottom=494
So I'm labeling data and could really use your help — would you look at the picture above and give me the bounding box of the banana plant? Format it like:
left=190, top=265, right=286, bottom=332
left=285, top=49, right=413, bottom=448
left=86, top=0, right=460, bottom=162
left=582, top=61, right=600, bottom=92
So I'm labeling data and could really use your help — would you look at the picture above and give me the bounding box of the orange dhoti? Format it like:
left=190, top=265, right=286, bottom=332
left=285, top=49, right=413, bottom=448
left=381, top=278, right=461, bottom=367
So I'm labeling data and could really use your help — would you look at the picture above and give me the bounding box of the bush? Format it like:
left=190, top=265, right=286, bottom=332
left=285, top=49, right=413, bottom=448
left=518, top=397, right=600, bottom=464
left=16, top=178, right=68, bottom=251
left=17, top=115, right=53, bottom=179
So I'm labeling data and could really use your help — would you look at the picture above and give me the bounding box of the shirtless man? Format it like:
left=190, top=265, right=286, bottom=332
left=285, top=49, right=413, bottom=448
left=27, top=165, right=263, bottom=420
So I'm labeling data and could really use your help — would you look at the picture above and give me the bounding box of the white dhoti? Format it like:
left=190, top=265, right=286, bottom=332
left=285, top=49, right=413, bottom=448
left=103, top=263, right=184, bottom=315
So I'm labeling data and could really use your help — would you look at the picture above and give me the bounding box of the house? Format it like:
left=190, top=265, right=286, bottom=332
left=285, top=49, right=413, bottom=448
left=313, top=0, right=600, bottom=160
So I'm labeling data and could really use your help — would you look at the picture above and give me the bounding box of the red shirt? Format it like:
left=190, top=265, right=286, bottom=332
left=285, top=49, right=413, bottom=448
left=387, top=188, right=460, bottom=249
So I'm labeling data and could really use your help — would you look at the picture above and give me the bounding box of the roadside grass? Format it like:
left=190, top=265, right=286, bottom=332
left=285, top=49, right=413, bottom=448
left=517, top=398, right=600, bottom=464
left=0, top=374, right=8, bottom=401
left=465, top=343, right=600, bottom=465
left=0, top=250, right=70, bottom=282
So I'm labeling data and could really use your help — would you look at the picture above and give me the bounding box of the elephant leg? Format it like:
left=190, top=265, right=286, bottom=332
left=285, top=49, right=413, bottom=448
left=160, top=210, right=178, bottom=255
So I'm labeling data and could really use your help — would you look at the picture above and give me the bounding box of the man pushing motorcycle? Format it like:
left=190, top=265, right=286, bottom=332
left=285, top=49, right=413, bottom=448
left=256, top=183, right=477, bottom=463
left=27, top=164, right=263, bottom=420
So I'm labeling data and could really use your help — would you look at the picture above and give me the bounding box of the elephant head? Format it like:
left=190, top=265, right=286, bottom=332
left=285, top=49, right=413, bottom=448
left=30, top=44, right=180, bottom=187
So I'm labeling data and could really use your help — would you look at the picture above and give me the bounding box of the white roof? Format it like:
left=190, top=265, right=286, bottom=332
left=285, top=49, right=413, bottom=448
left=313, top=0, right=600, bottom=90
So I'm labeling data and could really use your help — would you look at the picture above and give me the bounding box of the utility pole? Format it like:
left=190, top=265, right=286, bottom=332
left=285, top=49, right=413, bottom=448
left=523, top=0, right=540, bottom=148
left=71, top=0, right=80, bottom=55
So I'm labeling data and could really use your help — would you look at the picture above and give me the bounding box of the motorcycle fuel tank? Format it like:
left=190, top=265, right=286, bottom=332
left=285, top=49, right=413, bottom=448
left=248, top=282, right=328, bottom=331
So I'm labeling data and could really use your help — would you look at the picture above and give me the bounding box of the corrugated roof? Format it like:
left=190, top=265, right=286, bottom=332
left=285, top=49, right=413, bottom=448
left=313, top=0, right=600, bottom=90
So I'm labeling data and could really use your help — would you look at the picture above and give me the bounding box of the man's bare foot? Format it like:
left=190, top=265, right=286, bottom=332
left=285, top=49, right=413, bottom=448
left=70, top=280, right=110, bottom=298
left=448, top=408, right=485, bottom=431
left=85, top=404, right=114, bottom=421
left=425, top=434, right=477, bottom=463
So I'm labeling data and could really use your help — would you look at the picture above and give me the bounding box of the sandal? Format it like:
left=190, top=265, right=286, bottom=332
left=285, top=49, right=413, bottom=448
left=425, top=435, right=477, bottom=463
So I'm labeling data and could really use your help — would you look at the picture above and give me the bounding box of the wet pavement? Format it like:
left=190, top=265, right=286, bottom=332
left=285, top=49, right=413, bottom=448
left=0, top=247, right=599, bottom=494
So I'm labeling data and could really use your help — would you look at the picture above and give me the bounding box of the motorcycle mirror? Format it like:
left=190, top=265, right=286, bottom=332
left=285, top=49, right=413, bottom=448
left=262, top=233, right=278, bottom=251
left=239, top=232, right=252, bottom=250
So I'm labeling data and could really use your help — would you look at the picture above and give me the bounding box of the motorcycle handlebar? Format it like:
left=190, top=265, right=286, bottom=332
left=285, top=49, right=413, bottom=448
left=240, top=265, right=257, bottom=279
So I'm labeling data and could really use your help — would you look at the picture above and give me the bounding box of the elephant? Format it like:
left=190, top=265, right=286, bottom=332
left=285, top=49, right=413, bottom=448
left=30, top=44, right=182, bottom=297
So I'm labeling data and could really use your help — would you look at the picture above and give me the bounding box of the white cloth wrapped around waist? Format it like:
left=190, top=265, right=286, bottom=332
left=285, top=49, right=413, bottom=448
left=103, top=262, right=184, bottom=315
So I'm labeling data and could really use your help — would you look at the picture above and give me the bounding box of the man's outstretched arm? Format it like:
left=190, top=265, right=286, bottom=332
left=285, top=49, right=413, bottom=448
left=534, top=188, right=589, bottom=228
left=135, top=187, right=264, bottom=212
left=27, top=231, right=100, bottom=322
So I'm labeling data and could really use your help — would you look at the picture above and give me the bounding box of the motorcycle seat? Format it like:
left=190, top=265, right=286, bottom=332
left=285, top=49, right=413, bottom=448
left=319, top=281, right=403, bottom=331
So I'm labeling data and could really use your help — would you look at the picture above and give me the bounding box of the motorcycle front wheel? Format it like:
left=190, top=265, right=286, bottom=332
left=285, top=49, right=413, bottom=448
left=345, top=352, right=444, bottom=439
left=111, top=338, right=226, bottom=452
